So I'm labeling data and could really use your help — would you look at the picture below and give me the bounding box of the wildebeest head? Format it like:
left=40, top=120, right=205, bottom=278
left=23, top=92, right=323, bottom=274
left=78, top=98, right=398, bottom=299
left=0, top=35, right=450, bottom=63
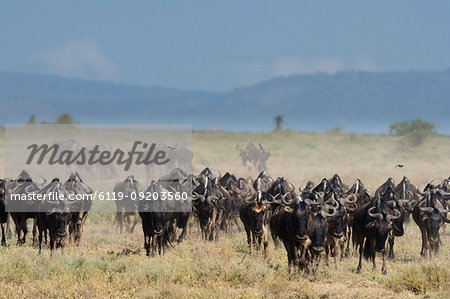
left=43, top=179, right=73, bottom=237
left=192, top=193, right=218, bottom=230
left=365, top=189, right=401, bottom=251
left=282, top=196, right=313, bottom=243
left=244, top=190, right=272, bottom=236
left=418, top=192, right=450, bottom=243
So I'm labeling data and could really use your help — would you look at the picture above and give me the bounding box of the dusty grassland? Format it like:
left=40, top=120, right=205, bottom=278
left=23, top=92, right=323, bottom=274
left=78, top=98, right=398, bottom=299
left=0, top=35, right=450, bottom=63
left=0, top=130, right=449, bottom=298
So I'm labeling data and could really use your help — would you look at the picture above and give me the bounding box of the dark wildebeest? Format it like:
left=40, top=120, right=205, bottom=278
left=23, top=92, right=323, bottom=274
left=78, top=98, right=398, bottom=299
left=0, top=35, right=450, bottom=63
left=352, top=187, right=401, bottom=274
left=159, top=168, right=193, bottom=243
left=114, top=176, right=140, bottom=233
left=412, top=186, right=450, bottom=258
left=270, top=195, right=314, bottom=273
left=239, top=190, right=275, bottom=253
left=303, top=193, right=338, bottom=276
left=138, top=181, right=174, bottom=256
left=37, top=178, right=74, bottom=255
left=237, top=142, right=270, bottom=172
left=192, top=174, right=225, bottom=241
left=0, top=179, right=8, bottom=246
left=9, top=170, right=43, bottom=245
left=63, top=172, right=93, bottom=246
left=323, top=191, right=357, bottom=266
left=385, top=177, right=417, bottom=259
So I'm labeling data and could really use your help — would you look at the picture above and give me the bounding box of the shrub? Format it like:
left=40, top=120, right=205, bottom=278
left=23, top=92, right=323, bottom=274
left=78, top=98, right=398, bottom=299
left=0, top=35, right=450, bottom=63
left=389, top=118, right=435, bottom=146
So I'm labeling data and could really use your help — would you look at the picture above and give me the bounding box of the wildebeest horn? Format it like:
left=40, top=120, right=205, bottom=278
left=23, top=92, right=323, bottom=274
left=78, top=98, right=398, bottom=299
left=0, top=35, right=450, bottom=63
left=207, top=195, right=218, bottom=205
left=368, top=206, right=383, bottom=220
left=280, top=193, right=293, bottom=206
left=24, top=184, right=36, bottom=193
left=245, top=193, right=256, bottom=204
left=387, top=200, right=397, bottom=208
left=437, top=208, right=449, bottom=214
left=438, top=190, right=450, bottom=196
left=304, top=197, right=319, bottom=206
left=386, top=209, right=401, bottom=221
left=418, top=199, right=433, bottom=213
left=288, top=182, right=295, bottom=192
left=441, top=213, right=450, bottom=223
left=321, top=204, right=337, bottom=218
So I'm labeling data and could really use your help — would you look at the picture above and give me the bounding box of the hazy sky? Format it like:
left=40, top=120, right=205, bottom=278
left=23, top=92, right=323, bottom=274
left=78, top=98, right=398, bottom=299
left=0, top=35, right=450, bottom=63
left=1, top=1, right=450, bottom=91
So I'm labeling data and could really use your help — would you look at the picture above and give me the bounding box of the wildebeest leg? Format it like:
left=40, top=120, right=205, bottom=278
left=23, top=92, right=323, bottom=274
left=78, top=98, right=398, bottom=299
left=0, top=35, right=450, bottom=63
left=116, top=212, right=123, bottom=234
left=234, top=217, right=242, bottom=233
left=50, top=232, right=56, bottom=256
left=38, top=228, right=43, bottom=254
left=20, top=219, right=28, bottom=244
left=130, top=212, right=138, bottom=233
left=245, top=226, right=252, bottom=253
left=282, top=240, right=293, bottom=274
left=32, top=218, right=37, bottom=246
left=1, top=223, right=6, bottom=246
left=333, top=238, right=341, bottom=267
left=144, top=235, right=150, bottom=256
left=388, top=233, right=395, bottom=259
left=356, top=239, right=364, bottom=273
left=299, top=245, right=308, bottom=271
left=6, top=215, right=12, bottom=239
left=345, top=228, right=351, bottom=257
left=381, top=250, right=387, bottom=275
left=263, top=227, right=269, bottom=254
left=151, top=235, right=157, bottom=257
left=419, top=226, right=429, bottom=258
left=325, top=238, right=331, bottom=266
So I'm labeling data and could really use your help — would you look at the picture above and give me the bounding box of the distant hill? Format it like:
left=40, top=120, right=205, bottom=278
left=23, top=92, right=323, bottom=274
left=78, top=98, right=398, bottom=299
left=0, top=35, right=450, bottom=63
left=1, top=70, right=450, bottom=134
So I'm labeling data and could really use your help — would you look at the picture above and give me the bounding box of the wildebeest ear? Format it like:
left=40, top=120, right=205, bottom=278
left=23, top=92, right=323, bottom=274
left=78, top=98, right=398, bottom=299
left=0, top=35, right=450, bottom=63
left=364, top=221, right=376, bottom=229
left=421, top=214, right=429, bottom=222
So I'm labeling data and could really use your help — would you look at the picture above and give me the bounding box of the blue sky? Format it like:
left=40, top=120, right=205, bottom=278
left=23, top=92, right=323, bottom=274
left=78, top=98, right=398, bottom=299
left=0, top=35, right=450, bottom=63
left=1, top=1, right=450, bottom=91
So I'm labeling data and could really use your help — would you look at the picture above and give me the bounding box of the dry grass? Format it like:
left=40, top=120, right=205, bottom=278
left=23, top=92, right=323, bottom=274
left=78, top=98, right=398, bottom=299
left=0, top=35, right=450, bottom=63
left=0, top=130, right=449, bottom=298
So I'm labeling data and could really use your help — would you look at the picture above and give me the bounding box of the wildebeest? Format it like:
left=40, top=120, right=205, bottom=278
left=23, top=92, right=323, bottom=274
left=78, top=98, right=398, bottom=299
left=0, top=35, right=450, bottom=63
left=239, top=190, right=274, bottom=253
left=352, top=187, right=401, bottom=274
left=63, top=172, right=93, bottom=246
left=270, top=195, right=314, bottom=273
left=37, top=178, right=74, bottom=254
left=114, top=176, right=140, bottom=233
left=191, top=172, right=226, bottom=241
left=9, top=170, right=42, bottom=245
left=323, top=191, right=356, bottom=266
left=304, top=194, right=338, bottom=275
left=0, top=179, right=8, bottom=246
left=412, top=185, right=450, bottom=258
left=237, top=142, right=270, bottom=172
left=138, top=181, right=174, bottom=256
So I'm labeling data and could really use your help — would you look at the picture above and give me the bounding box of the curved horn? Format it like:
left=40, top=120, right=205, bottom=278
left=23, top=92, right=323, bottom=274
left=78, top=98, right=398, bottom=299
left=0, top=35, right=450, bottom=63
left=368, top=206, right=383, bottom=220
left=280, top=193, right=292, bottom=206
left=418, top=199, right=433, bottom=213
left=386, top=209, right=401, bottom=221
left=321, top=204, right=338, bottom=218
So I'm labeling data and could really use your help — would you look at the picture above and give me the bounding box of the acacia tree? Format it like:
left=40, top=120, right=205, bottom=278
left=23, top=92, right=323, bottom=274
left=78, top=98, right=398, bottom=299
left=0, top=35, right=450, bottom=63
left=274, top=115, right=284, bottom=131
left=389, top=118, right=435, bottom=146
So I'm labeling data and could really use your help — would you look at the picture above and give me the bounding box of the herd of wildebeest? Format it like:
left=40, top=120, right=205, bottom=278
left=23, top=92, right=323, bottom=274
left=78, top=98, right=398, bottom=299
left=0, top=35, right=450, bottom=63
left=0, top=168, right=449, bottom=276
